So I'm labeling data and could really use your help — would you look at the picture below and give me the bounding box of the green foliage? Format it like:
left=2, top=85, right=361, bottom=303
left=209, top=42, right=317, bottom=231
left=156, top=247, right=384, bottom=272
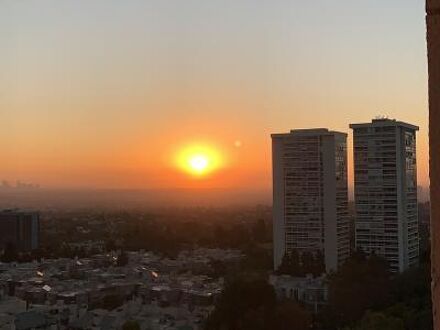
left=277, top=250, right=325, bottom=277
left=37, top=208, right=272, bottom=259
left=205, top=275, right=276, bottom=329
left=239, top=243, right=273, bottom=273
left=205, top=275, right=312, bottom=330
left=277, top=251, right=300, bottom=276
left=105, top=239, right=117, bottom=251
left=322, top=251, right=432, bottom=330
left=352, top=311, right=405, bottom=330
left=272, top=301, right=313, bottom=330
left=116, top=251, right=129, bottom=266
left=1, top=242, right=18, bottom=262
left=122, top=320, right=141, bottom=330
left=382, top=262, right=433, bottom=330
left=252, top=218, right=271, bottom=243
left=321, top=251, right=392, bottom=329
left=99, top=294, right=125, bottom=311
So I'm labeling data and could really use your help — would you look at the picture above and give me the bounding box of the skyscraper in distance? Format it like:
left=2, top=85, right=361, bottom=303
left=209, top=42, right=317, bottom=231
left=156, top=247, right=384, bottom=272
left=0, top=209, right=40, bottom=252
left=350, top=118, right=419, bottom=272
left=272, top=129, right=350, bottom=274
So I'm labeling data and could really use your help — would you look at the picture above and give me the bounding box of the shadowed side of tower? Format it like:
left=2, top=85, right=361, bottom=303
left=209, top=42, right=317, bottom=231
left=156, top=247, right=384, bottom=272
left=427, top=0, right=440, bottom=327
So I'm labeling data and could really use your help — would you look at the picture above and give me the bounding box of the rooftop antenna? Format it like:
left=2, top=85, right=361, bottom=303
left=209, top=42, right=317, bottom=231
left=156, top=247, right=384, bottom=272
left=375, top=114, right=389, bottom=120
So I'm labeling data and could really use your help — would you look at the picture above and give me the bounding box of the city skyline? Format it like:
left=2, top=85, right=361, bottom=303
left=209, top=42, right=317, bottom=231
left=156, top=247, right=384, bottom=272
left=0, top=1, right=428, bottom=196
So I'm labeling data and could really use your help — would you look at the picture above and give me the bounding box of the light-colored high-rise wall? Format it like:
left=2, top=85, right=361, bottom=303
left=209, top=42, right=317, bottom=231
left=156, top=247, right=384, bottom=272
left=350, top=119, right=419, bottom=273
left=272, top=129, right=350, bottom=274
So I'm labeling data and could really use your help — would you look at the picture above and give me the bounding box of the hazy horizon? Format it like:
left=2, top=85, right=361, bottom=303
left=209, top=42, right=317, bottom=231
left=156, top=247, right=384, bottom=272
left=0, top=184, right=431, bottom=211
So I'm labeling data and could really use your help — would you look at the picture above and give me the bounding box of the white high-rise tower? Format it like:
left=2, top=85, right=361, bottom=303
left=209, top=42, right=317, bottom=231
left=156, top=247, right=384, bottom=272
left=272, top=129, right=350, bottom=273
left=350, top=118, right=419, bottom=272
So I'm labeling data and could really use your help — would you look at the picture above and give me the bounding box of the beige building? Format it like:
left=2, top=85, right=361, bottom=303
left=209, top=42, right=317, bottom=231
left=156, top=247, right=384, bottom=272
left=272, top=129, right=350, bottom=273
left=350, top=119, right=419, bottom=273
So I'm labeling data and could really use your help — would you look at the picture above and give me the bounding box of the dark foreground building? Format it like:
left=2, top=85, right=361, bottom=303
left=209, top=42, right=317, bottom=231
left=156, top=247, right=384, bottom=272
left=427, top=0, right=440, bottom=326
left=0, top=209, right=39, bottom=252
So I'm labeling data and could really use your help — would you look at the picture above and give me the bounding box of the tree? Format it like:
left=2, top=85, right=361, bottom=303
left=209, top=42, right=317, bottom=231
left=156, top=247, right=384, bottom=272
left=277, top=250, right=325, bottom=277
left=386, top=263, right=433, bottom=330
left=240, top=244, right=272, bottom=273
left=117, top=251, right=129, bottom=266
left=271, top=301, right=313, bottom=330
left=277, top=250, right=301, bottom=276
left=205, top=275, right=277, bottom=330
left=122, top=320, right=141, bottom=330
left=353, top=311, right=404, bottom=330
left=311, top=250, right=325, bottom=276
left=390, top=263, right=431, bottom=311
left=238, top=308, right=268, bottom=330
left=322, top=252, right=392, bottom=329
left=252, top=219, right=269, bottom=243
left=105, top=239, right=117, bottom=252
left=1, top=242, right=18, bottom=262
left=101, top=295, right=124, bottom=311
left=301, top=251, right=314, bottom=275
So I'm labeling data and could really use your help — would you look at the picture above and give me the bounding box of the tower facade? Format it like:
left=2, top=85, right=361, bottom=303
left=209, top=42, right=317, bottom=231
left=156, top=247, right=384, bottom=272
left=0, top=209, right=40, bottom=252
left=350, top=119, right=419, bottom=272
left=272, top=129, right=350, bottom=274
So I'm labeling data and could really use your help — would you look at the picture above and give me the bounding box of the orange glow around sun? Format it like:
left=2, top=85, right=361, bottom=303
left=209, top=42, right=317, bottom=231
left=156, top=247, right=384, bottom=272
left=175, top=144, right=224, bottom=177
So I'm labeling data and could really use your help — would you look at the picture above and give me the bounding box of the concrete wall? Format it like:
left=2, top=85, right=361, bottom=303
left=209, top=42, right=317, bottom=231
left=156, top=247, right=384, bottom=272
left=272, top=137, right=286, bottom=270
left=395, top=126, right=406, bottom=272
left=322, top=136, right=338, bottom=273
left=426, top=0, right=440, bottom=327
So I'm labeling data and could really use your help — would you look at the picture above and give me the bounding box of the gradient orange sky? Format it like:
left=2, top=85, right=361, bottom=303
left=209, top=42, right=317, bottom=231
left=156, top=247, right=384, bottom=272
left=0, top=1, right=429, bottom=192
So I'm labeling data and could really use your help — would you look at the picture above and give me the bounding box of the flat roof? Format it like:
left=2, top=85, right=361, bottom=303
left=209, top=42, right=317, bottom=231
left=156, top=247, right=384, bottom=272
left=271, top=128, right=347, bottom=138
left=349, top=118, right=419, bottom=131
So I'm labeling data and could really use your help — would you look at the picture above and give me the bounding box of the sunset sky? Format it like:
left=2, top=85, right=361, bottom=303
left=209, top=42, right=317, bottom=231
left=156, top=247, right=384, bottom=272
left=0, top=1, right=429, bottom=192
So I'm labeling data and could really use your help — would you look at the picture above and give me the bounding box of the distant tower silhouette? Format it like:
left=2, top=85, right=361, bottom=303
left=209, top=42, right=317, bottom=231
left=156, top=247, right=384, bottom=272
left=0, top=209, right=39, bottom=252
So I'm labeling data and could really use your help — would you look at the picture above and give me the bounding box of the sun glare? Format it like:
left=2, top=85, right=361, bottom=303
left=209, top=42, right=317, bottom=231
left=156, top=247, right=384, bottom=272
left=176, top=144, right=223, bottom=177
left=189, top=155, right=209, bottom=173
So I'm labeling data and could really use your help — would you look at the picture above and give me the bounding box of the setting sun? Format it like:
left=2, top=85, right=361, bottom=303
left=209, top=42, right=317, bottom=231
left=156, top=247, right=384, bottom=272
left=189, top=155, right=209, bottom=174
left=175, top=144, right=224, bottom=177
